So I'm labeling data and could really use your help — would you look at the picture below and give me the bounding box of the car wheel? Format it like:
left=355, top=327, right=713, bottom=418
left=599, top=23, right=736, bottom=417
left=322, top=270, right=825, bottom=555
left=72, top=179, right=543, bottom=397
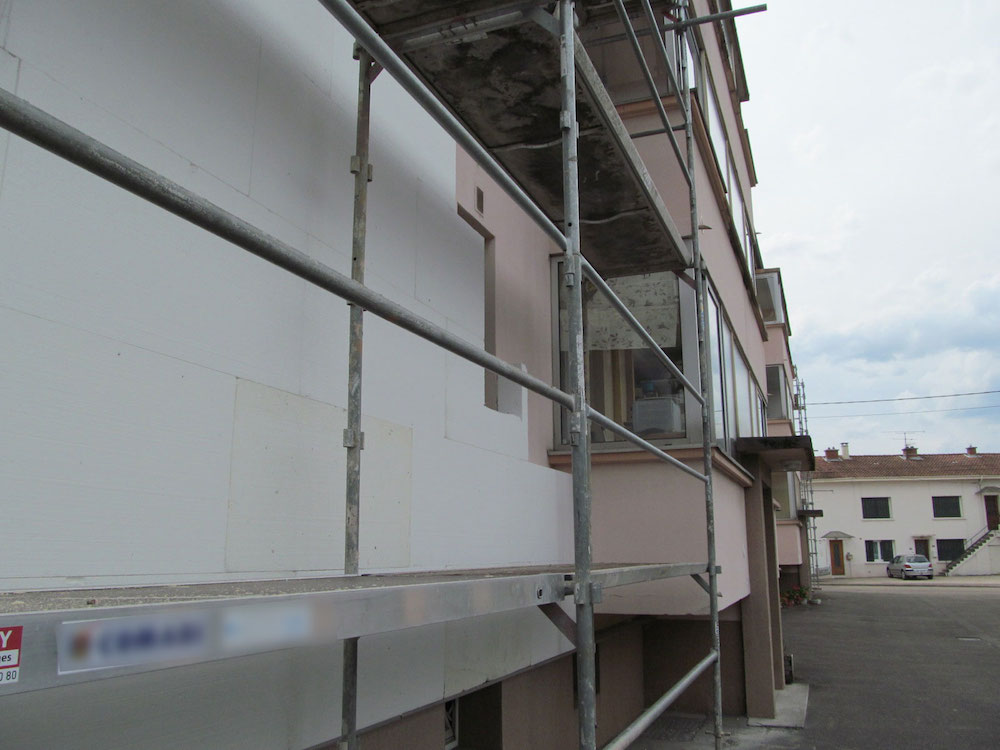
left=887, top=568, right=892, bottom=578
left=899, top=570, right=906, bottom=580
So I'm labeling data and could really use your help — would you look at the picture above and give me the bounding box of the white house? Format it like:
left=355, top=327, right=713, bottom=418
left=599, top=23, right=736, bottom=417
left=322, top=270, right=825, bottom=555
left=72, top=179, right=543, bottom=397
left=812, top=444, right=1000, bottom=578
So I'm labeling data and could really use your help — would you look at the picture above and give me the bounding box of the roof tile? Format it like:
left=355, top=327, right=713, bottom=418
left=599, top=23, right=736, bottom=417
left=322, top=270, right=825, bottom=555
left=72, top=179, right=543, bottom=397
left=812, top=453, right=1000, bottom=479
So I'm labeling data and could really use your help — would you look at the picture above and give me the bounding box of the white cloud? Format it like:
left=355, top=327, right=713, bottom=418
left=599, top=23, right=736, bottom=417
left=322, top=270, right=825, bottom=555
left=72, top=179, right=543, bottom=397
left=737, top=0, right=1000, bottom=456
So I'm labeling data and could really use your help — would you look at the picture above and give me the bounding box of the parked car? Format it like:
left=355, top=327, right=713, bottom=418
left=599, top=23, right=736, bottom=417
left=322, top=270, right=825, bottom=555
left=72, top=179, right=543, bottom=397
left=887, top=555, right=933, bottom=580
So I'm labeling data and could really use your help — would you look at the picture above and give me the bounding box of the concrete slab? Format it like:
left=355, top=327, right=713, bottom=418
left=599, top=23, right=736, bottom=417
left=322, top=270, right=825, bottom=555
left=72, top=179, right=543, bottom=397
left=747, top=682, right=808, bottom=728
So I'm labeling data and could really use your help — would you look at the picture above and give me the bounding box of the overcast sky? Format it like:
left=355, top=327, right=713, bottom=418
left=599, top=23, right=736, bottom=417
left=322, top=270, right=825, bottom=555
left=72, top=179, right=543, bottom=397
left=735, top=1, right=1000, bottom=456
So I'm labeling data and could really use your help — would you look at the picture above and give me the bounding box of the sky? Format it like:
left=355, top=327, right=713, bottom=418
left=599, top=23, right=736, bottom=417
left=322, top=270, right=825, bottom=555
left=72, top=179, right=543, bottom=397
left=734, top=1, right=1000, bottom=456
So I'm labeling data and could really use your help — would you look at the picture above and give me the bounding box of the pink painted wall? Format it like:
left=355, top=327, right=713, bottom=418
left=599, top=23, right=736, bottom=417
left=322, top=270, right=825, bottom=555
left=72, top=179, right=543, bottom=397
left=776, top=521, right=803, bottom=566
left=455, top=149, right=562, bottom=465
left=592, top=460, right=751, bottom=615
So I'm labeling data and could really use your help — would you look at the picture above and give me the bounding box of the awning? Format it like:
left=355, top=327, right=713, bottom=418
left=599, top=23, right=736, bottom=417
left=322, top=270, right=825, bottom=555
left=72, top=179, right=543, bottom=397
left=734, top=435, right=816, bottom=472
left=822, top=531, right=853, bottom=539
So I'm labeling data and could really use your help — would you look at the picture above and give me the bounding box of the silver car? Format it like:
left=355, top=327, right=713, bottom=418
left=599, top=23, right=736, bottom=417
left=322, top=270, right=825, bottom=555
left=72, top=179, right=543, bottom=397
left=887, top=554, right=933, bottom=580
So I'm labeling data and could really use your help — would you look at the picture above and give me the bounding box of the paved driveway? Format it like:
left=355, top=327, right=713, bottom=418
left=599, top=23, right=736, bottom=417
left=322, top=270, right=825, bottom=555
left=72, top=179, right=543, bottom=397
left=635, top=582, right=1000, bottom=749
left=782, top=583, right=1000, bottom=749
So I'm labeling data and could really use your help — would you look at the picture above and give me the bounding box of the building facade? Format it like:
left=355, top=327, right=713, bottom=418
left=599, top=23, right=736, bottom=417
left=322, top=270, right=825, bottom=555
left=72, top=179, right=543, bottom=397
left=0, top=2, right=809, bottom=747
left=813, top=445, right=1000, bottom=578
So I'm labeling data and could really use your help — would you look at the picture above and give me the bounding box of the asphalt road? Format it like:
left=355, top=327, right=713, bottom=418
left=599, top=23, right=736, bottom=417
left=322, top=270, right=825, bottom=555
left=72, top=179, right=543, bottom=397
left=782, top=584, right=1000, bottom=749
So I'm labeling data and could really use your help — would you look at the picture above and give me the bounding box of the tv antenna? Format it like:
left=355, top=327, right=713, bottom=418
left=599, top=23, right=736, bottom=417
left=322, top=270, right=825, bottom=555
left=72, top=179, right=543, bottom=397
left=885, top=430, right=924, bottom=448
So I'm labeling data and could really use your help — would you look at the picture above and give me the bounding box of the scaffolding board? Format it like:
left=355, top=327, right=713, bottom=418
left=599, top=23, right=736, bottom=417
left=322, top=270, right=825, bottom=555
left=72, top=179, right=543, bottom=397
left=0, top=563, right=712, bottom=696
left=338, top=0, right=690, bottom=277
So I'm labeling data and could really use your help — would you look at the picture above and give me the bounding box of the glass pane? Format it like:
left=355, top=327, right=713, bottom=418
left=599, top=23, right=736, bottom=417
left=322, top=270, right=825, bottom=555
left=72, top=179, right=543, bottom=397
left=932, top=496, right=961, bottom=518
left=936, top=539, right=965, bottom=560
left=683, top=32, right=696, bottom=90
left=862, top=497, right=891, bottom=519
left=559, top=270, right=685, bottom=443
left=734, top=351, right=751, bottom=438
left=721, top=322, right=736, bottom=447
left=880, top=540, right=894, bottom=561
left=865, top=540, right=877, bottom=562
left=707, top=292, right=725, bottom=444
left=707, top=84, right=727, bottom=181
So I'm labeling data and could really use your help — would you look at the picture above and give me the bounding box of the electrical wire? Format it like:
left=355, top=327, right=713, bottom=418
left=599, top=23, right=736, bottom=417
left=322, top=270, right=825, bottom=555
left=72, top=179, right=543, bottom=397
left=809, top=403, right=1000, bottom=420
left=811, top=389, right=1000, bottom=406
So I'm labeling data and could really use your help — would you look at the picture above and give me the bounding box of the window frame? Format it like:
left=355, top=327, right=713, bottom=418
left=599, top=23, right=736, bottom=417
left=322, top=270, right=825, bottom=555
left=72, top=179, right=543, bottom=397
left=936, top=538, right=965, bottom=561
left=549, top=264, right=765, bottom=455
left=861, top=497, right=891, bottom=520
left=865, top=539, right=895, bottom=562
left=931, top=496, right=962, bottom=519
left=550, top=259, right=699, bottom=449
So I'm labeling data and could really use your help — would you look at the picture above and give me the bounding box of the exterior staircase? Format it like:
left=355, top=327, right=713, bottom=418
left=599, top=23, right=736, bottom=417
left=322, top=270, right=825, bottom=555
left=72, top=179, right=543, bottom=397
left=944, top=529, right=998, bottom=575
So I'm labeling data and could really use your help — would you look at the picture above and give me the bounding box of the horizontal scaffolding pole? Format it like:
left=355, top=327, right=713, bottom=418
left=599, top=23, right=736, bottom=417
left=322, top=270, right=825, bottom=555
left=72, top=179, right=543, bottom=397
left=586, top=407, right=708, bottom=483
left=0, top=87, right=713, bottom=483
left=590, top=563, right=716, bottom=591
left=601, top=650, right=718, bottom=750
left=580, top=257, right=703, bottom=405
left=610, top=0, right=690, bottom=185
left=315, top=0, right=568, bottom=250
left=629, top=124, right=686, bottom=139
left=586, top=5, right=767, bottom=47
left=638, top=0, right=687, bottom=123
left=0, top=86, right=573, bottom=412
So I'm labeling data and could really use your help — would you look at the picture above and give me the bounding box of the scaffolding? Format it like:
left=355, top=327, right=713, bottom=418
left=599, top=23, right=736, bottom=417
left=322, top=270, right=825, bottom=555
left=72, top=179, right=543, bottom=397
left=795, top=374, right=821, bottom=588
left=0, top=2, right=769, bottom=748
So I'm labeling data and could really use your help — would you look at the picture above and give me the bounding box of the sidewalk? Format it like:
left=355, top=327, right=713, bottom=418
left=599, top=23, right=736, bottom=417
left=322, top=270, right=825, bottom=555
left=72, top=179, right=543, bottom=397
left=817, top=573, right=1000, bottom=588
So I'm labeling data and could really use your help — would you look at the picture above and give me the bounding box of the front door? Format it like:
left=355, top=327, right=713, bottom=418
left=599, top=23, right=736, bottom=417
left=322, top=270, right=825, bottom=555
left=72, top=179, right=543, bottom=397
left=986, top=495, right=999, bottom=531
left=915, top=538, right=930, bottom=558
left=830, top=539, right=845, bottom=575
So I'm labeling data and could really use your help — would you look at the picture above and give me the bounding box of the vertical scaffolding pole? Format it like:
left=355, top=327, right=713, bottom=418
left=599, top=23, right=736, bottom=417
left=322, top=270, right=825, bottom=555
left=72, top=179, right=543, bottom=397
left=341, top=45, right=377, bottom=750
left=559, top=2, right=597, bottom=748
left=795, top=377, right=820, bottom=588
left=680, top=10, right=724, bottom=749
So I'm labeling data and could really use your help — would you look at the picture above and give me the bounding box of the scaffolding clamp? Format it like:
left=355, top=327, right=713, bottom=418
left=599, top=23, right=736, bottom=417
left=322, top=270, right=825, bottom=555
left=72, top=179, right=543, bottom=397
left=350, top=155, right=374, bottom=182
left=574, top=582, right=602, bottom=605
left=343, top=428, right=365, bottom=450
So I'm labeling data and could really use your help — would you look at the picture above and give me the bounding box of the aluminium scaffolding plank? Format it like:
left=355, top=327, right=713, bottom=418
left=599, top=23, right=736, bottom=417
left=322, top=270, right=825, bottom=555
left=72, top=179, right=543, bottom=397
left=0, top=563, right=710, bottom=696
left=344, top=0, right=691, bottom=277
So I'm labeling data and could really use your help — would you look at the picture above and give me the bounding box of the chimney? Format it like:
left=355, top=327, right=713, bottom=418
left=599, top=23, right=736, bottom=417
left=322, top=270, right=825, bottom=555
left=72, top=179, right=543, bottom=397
left=903, top=445, right=918, bottom=459
left=824, top=447, right=840, bottom=461
left=967, top=446, right=978, bottom=456
left=841, top=442, right=850, bottom=460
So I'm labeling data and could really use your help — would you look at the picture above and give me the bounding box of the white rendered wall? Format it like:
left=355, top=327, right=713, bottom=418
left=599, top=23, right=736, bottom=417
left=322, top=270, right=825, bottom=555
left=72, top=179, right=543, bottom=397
left=951, top=534, right=1000, bottom=576
left=0, top=1, right=575, bottom=745
left=0, top=0, right=572, bottom=585
left=814, top=476, right=993, bottom=577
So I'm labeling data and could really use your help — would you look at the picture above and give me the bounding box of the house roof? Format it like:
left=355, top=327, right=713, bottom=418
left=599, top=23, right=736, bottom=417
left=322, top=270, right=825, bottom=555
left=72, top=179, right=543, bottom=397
left=812, top=452, right=1000, bottom=480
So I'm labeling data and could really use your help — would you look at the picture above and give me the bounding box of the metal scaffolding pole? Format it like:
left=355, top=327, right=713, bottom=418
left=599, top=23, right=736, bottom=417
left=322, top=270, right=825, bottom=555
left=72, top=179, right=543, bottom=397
left=558, top=2, right=596, bottom=748
left=340, top=45, right=378, bottom=750
left=680, top=7, right=724, bottom=748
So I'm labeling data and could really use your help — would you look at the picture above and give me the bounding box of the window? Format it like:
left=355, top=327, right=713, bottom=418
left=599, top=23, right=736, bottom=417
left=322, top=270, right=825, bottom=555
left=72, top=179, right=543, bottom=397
left=932, top=496, right=961, bottom=518
left=865, top=539, right=894, bottom=562
left=707, top=290, right=726, bottom=443
left=766, top=364, right=792, bottom=420
left=557, top=266, right=686, bottom=444
left=936, top=538, right=965, bottom=561
left=755, top=270, right=787, bottom=326
left=704, top=283, right=764, bottom=451
left=861, top=497, right=890, bottom=519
